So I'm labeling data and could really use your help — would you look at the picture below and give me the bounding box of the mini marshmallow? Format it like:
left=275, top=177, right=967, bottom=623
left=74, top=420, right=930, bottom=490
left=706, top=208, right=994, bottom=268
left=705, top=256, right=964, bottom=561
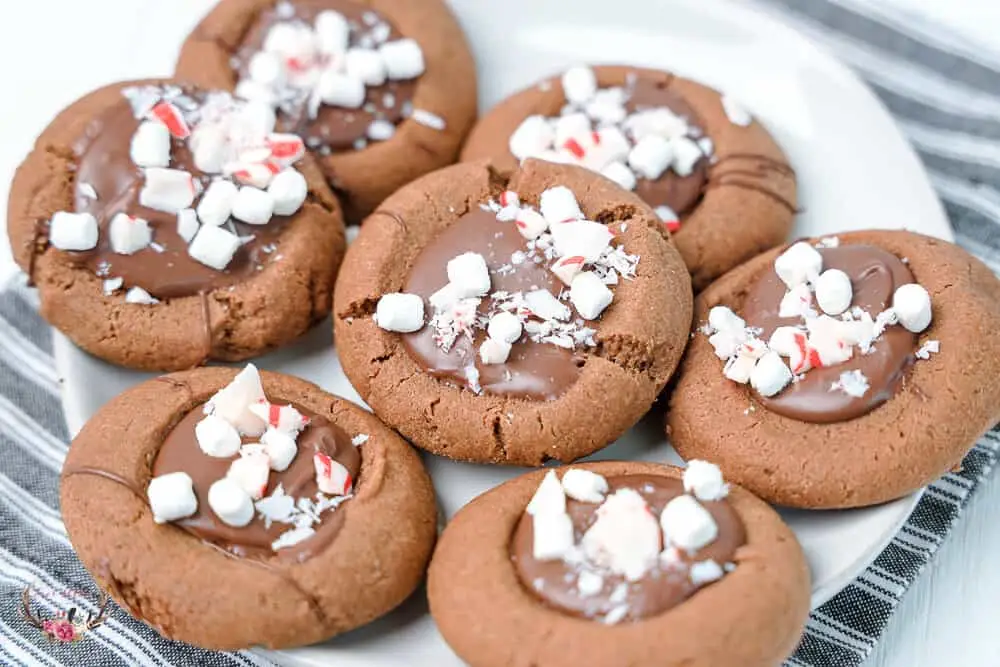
left=624, top=107, right=689, bottom=141
left=190, top=125, right=229, bottom=174
left=197, top=180, right=239, bottom=227
left=601, top=161, right=637, bottom=191
left=268, top=169, right=308, bottom=216
left=561, top=469, right=609, bottom=503
left=345, top=48, right=387, bottom=86
left=550, top=220, right=613, bottom=261
left=774, top=241, right=823, bottom=289
left=514, top=208, right=548, bottom=240
left=314, top=452, right=353, bottom=496
left=689, top=560, right=725, bottom=585
left=778, top=283, right=815, bottom=318
left=207, top=364, right=267, bottom=436
left=750, top=350, right=793, bottom=397
left=554, top=113, right=592, bottom=147
left=368, top=119, right=396, bottom=141
left=375, top=293, right=424, bottom=332
left=526, top=470, right=566, bottom=516
left=551, top=254, right=586, bottom=285
left=721, top=95, right=752, bottom=126
left=235, top=79, right=277, bottom=106
left=177, top=208, right=199, bottom=243
left=539, top=186, right=583, bottom=224
left=595, top=126, right=631, bottom=163
left=509, top=115, right=555, bottom=161
left=806, top=316, right=854, bottom=367
left=532, top=510, right=575, bottom=560
left=815, top=269, right=853, bottom=316
left=479, top=338, right=511, bottom=365
left=683, top=460, right=728, bottom=501
left=125, top=287, right=159, bottom=305
left=261, top=428, right=298, bottom=472
left=147, top=472, right=198, bottom=524
left=561, top=66, right=598, bottom=105
left=235, top=101, right=278, bottom=138
left=248, top=51, right=285, bottom=87
left=315, top=10, right=350, bottom=54
left=249, top=401, right=310, bottom=434
left=525, top=289, right=571, bottom=322
left=108, top=213, right=152, bottom=255
left=892, top=283, right=932, bottom=333
left=129, top=120, right=171, bottom=168
left=487, top=311, right=523, bottom=344
left=428, top=283, right=458, bottom=311
left=139, top=168, right=196, bottom=214
left=660, top=494, right=718, bottom=551
left=577, top=571, right=604, bottom=597
left=318, top=70, right=366, bottom=109
left=581, top=488, right=661, bottom=581
left=585, top=89, right=628, bottom=125
left=570, top=271, right=614, bottom=320
left=231, top=187, right=275, bottom=225
left=628, top=135, right=673, bottom=180
left=188, top=225, right=242, bottom=271
left=670, top=137, right=703, bottom=177
left=208, top=478, right=255, bottom=527
left=708, top=306, right=746, bottom=334
left=379, top=39, right=425, bottom=80
left=195, top=414, right=242, bottom=458
left=446, top=252, right=491, bottom=298
left=228, top=451, right=271, bottom=500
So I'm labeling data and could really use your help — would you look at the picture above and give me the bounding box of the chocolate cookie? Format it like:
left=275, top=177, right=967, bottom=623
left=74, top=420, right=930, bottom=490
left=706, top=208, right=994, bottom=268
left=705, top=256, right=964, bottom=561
left=667, top=230, right=1000, bottom=508
left=428, top=461, right=810, bottom=667
left=61, top=365, right=437, bottom=650
left=460, top=65, right=797, bottom=290
left=176, top=0, right=478, bottom=224
left=7, top=79, right=346, bottom=371
left=334, top=158, right=693, bottom=465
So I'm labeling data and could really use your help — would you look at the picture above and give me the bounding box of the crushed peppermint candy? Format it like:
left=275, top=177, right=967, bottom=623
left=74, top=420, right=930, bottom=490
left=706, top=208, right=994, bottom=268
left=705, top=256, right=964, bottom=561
left=915, top=339, right=940, bottom=360
left=351, top=433, right=370, bottom=446
left=830, top=369, right=870, bottom=398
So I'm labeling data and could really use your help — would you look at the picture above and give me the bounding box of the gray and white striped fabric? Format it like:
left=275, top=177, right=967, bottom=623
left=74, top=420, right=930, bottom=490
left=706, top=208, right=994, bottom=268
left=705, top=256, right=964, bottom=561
left=1, top=1, right=999, bottom=665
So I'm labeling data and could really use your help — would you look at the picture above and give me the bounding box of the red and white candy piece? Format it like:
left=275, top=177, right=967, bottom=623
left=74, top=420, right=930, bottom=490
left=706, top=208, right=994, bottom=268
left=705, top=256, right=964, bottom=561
left=249, top=400, right=309, bottom=434
left=177, top=208, right=199, bottom=243
left=227, top=161, right=280, bottom=189
left=48, top=212, right=98, bottom=251
left=314, top=452, right=352, bottom=496
left=207, top=364, right=267, bottom=436
left=260, top=428, right=298, bottom=472
left=539, top=186, right=583, bottom=225
left=107, top=213, right=151, bottom=255
left=660, top=494, right=718, bottom=551
left=147, top=472, right=198, bottom=524
left=769, top=326, right=813, bottom=374
left=509, top=115, right=555, bottom=161
left=315, top=10, right=350, bottom=55
left=479, top=338, right=511, bottom=365
left=130, top=120, right=171, bottom=168
left=197, top=180, right=239, bottom=227
left=774, top=241, right=823, bottom=289
left=526, top=470, right=566, bottom=516
left=266, top=134, right=306, bottom=165
left=581, top=488, right=661, bottom=581
left=551, top=254, right=586, bottom=285
left=815, top=269, right=853, bottom=316
left=318, top=70, right=366, bottom=109
left=194, top=413, right=242, bottom=458
left=514, top=208, right=548, bottom=240
left=669, top=136, right=703, bottom=177
left=375, top=292, right=424, bottom=332
left=379, top=39, right=425, bottom=80
left=749, top=350, right=793, bottom=397
left=806, top=316, right=854, bottom=367
left=892, top=283, right=932, bottom=333
left=570, top=271, right=614, bottom=320
left=208, top=477, right=255, bottom=527
left=148, top=101, right=190, bottom=139
left=446, top=252, right=491, bottom=298
left=345, top=47, right=387, bottom=86
left=601, top=161, right=637, bottom=191
left=561, top=66, right=598, bottom=105
left=140, top=168, right=196, bottom=214
left=525, top=289, right=571, bottom=322
left=227, top=450, right=271, bottom=500
left=628, top=135, right=673, bottom=180
left=554, top=112, right=591, bottom=147
left=683, top=460, right=728, bottom=502
left=188, top=225, right=242, bottom=271
left=268, top=169, right=308, bottom=216
left=232, top=187, right=275, bottom=225
left=561, top=468, right=609, bottom=503
left=487, top=311, right=523, bottom=344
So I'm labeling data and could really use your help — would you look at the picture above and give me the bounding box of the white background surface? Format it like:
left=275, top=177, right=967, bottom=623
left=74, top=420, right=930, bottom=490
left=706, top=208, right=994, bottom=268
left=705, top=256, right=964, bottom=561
left=1, top=1, right=998, bottom=666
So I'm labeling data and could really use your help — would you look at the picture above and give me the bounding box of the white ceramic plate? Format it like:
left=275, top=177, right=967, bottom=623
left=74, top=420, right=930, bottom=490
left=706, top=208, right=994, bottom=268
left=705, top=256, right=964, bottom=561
left=53, top=0, right=952, bottom=664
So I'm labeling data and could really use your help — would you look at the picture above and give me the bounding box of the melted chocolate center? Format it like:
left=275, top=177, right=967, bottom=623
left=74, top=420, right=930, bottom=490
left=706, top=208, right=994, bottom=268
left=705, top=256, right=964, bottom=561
left=235, top=0, right=417, bottom=152
left=511, top=475, right=745, bottom=621
left=151, top=403, right=361, bottom=563
left=743, top=245, right=917, bottom=423
left=400, top=208, right=584, bottom=400
left=71, top=90, right=290, bottom=299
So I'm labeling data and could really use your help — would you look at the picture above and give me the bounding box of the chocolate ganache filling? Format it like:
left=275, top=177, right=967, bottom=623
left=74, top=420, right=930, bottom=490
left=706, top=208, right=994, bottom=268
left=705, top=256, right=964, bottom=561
left=71, top=89, right=291, bottom=299
left=151, top=403, right=360, bottom=563
left=511, top=475, right=745, bottom=621
left=234, top=0, right=417, bottom=153
left=743, top=245, right=917, bottom=423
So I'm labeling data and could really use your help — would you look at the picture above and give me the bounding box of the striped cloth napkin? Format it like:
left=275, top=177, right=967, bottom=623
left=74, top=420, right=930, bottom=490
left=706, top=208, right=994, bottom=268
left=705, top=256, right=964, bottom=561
left=1, top=1, right=999, bottom=665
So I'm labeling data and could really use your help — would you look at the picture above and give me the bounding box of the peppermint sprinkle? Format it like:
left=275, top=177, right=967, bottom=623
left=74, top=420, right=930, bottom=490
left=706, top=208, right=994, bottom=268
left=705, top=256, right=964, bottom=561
left=78, top=182, right=98, bottom=200
left=411, top=108, right=446, bottom=130
left=351, top=434, right=370, bottom=446
left=830, top=369, right=870, bottom=398
left=915, top=339, right=940, bottom=360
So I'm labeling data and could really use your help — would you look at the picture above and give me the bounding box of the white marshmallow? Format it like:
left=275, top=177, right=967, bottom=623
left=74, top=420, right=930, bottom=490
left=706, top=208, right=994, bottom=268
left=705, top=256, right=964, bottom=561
left=207, top=364, right=267, bottom=436
left=318, top=70, right=366, bottom=109
left=549, top=220, right=613, bottom=261
left=314, top=452, right=353, bottom=496
left=581, top=488, right=661, bottom=581
left=177, top=208, right=199, bottom=243
left=577, top=571, right=604, bottom=597
left=526, top=470, right=566, bottom=516
left=539, top=186, right=583, bottom=224
left=379, top=39, right=425, bottom=80
left=774, top=242, right=823, bottom=289
left=721, top=95, right=752, bottom=126
left=624, top=107, right=689, bottom=141
left=261, top=428, right=298, bottom=472
left=723, top=354, right=756, bottom=384
left=561, top=469, right=609, bottom=503
left=514, top=208, right=548, bottom=240
left=197, top=180, right=239, bottom=227
left=188, top=225, right=242, bottom=271
left=525, top=289, right=571, bottom=322
left=208, top=478, right=254, bottom=527
left=48, top=212, right=99, bottom=251
left=708, top=306, right=746, bottom=334
left=147, top=472, right=198, bottom=524
left=263, top=22, right=313, bottom=57
left=570, top=271, right=614, bottom=320
left=190, top=125, right=229, bottom=174
left=709, top=329, right=746, bottom=360
left=479, top=338, right=512, bottom=365
left=374, top=292, right=424, bottom=332
left=108, top=213, right=152, bottom=255
left=683, top=460, right=728, bottom=501
left=130, top=120, right=171, bottom=168
left=585, top=89, right=628, bottom=125
left=532, top=510, right=575, bottom=560
left=815, top=269, right=853, bottom=316
left=628, top=135, right=673, bottom=180
left=227, top=451, right=271, bottom=500
left=248, top=51, right=285, bottom=87
left=367, top=119, right=395, bottom=141
left=428, top=283, right=459, bottom=311
left=268, top=169, right=308, bottom=216
left=892, top=283, right=932, bottom=333
left=561, top=66, right=598, bottom=105
left=345, top=48, right=387, bottom=86
left=670, top=136, right=703, bottom=177
left=660, top=494, right=718, bottom=551
left=689, top=560, right=725, bottom=585
left=231, top=187, right=275, bottom=225
left=551, top=254, right=586, bottom=285
left=554, top=113, right=592, bottom=147
left=601, top=161, right=637, bottom=191
left=235, top=79, right=277, bottom=106
left=595, top=126, right=631, bottom=163
left=315, top=10, right=350, bottom=55
left=509, top=115, right=555, bottom=161
left=140, top=168, right=196, bottom=214
left=124, top=287, right=159, bottom=305
left=234, top=101, right=278, bottom=139
left=487, top=311, right=523, bottom=344
left=446, top=252, right=491, bottom=298
left=778, top=283, right=815, bottom=318
left=749, top=350, right=793, bottom=397
left=195, top=414, right=242, bottom=458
